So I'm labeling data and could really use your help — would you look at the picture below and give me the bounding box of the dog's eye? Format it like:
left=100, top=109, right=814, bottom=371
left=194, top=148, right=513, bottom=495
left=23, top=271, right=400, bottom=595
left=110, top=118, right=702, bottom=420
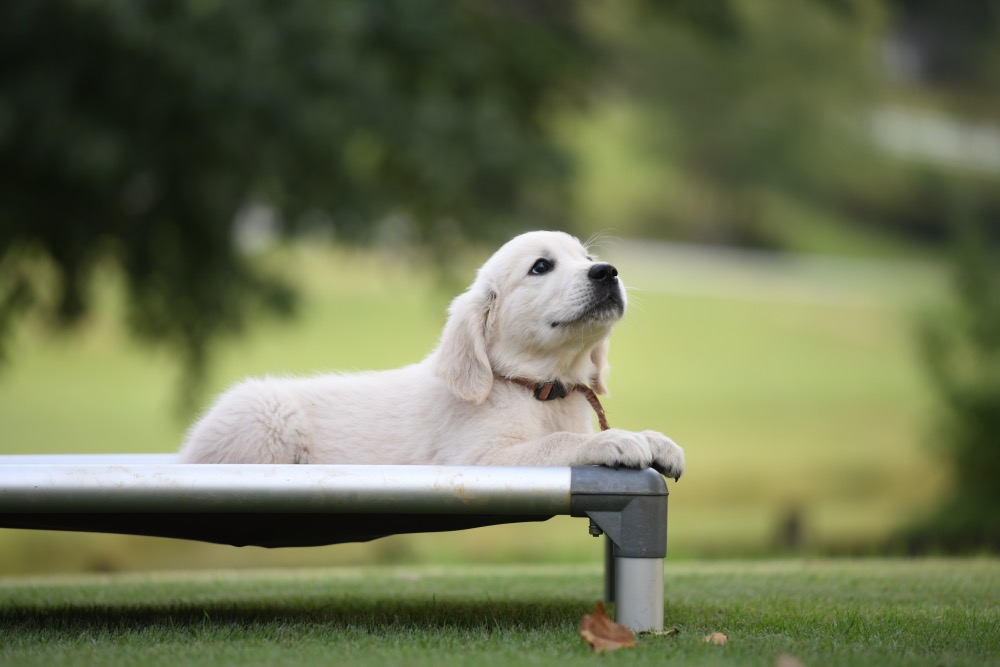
left=529, top=258, right=554, bottom=276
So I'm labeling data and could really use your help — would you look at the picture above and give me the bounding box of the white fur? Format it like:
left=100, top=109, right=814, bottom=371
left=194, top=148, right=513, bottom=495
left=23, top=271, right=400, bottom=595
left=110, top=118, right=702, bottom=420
left=178, top=231, right=685, bottom=478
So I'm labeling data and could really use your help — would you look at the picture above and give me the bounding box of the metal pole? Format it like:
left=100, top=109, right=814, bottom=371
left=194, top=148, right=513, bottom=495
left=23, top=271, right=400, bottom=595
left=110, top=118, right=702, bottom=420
left=613, top=556, right=664, bottom=633
left=604, top=534, right=615, bottom=604
left=0, top=462, right=572, bottom=515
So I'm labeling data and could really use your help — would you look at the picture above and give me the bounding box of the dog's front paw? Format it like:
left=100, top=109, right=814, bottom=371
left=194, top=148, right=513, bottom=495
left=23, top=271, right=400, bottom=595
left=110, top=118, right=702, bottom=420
left=588, top=429, right=653, bottom=470
left=589, top=429, right=685, bottom=479
left=641, top=430, right=685, bottom=481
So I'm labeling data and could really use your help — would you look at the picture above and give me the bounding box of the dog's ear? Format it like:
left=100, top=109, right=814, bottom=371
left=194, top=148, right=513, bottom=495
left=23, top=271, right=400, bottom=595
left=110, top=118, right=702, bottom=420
left=589, top=337, right=611, bottom=395
left=434, top=288, right=496, bottom=404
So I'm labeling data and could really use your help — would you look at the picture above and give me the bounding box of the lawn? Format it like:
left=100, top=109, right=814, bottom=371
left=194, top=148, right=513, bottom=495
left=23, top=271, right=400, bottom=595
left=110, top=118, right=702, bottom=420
left=0, top=559, right=996, bottom=667
left=0, top=240, right=948, bottom=572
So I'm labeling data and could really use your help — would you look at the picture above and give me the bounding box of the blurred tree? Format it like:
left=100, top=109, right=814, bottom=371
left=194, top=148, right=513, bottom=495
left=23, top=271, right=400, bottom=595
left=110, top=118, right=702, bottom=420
left=0, top=0, right=592, bottom=405
left=610, top=0, right=883, bottom=247
left=886, top=0, right=1000, bottom=94
left=844, top=0, right=1000, bottom=246
left=908, top=209, right=1000, bottom=552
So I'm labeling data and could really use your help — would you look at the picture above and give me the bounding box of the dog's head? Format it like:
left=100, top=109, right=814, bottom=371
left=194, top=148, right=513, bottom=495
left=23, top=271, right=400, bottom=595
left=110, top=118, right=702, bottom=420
left=433, top=231, right=625, bottom=404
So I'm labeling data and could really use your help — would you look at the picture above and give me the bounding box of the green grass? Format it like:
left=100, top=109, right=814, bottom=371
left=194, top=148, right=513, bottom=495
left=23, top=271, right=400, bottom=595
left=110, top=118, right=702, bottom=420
left=0, top=241, right=948, bottom=572
left=0, top=560, right=997, bottom=666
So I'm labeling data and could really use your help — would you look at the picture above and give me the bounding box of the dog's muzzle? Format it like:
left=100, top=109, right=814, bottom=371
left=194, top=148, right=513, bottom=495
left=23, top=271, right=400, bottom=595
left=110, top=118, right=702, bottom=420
left=587, top=263, right=624, bottom=318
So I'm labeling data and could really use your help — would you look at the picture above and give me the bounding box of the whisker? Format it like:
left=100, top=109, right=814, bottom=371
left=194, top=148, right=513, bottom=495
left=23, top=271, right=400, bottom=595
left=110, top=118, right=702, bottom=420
left=583, top=230, right=621, bottom=256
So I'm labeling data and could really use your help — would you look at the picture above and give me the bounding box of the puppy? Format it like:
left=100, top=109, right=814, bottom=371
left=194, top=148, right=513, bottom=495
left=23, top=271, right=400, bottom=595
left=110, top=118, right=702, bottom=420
left=178, top=231, right=685, bottom=479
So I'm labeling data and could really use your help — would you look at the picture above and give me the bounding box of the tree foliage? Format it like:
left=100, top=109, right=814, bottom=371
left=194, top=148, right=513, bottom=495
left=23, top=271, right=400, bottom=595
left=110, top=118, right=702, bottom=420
left=889, top=0, right=1000, bottom=93
left=613, top=0, right=882, bottom=246
left=909, top=210, right=1000, bottom=552
left=0, top=0, right=592, bottom=400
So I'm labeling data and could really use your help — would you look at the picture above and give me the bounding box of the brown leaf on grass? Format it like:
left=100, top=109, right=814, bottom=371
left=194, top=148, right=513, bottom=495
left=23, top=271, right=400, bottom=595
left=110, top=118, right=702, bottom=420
left=649, top=626, right=681, bottom=637
left=704, top=631, right=728, bottom=645
left=578, top=602, right=636, bottom=653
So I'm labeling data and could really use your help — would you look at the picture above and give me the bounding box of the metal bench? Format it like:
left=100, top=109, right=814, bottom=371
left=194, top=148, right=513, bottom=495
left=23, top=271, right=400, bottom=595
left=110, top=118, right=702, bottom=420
left=0, top=455, right=670, bottom=631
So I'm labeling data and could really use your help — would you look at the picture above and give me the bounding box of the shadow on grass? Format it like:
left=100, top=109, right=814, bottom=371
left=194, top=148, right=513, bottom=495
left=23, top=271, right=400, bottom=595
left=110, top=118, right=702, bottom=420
left=0, top=598, right=590, bottom=637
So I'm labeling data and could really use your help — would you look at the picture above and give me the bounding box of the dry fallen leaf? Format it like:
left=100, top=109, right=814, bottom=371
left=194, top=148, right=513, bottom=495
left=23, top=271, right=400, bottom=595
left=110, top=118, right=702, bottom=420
left=578, top=602, right=636, bottom=653
left=704, top=631, right=728, bottom=645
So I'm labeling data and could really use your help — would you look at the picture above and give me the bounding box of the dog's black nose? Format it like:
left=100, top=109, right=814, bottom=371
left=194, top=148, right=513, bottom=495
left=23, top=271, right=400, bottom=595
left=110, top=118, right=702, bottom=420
left=588, top=263, right=618, bottom=285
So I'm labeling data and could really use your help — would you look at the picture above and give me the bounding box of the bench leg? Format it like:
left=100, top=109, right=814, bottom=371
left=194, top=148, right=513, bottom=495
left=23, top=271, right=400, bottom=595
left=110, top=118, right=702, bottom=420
left=604, top=534, right=616, bottom=603
left=613, top=556, right=664, bottom=633
left=574, top=468, right=668, bottom=633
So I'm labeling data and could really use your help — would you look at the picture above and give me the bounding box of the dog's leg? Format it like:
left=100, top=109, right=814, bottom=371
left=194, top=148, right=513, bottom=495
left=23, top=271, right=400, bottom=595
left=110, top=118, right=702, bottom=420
left=477, top=429, right=684, bottom=480
left=179, top=380, right=313, bottom=464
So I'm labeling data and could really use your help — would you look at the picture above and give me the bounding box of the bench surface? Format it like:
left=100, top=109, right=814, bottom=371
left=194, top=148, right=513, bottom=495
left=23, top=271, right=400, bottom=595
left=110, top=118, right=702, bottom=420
left=0, top=454, right=670, bottom=631
left=0, top=455, right=666, bottom=549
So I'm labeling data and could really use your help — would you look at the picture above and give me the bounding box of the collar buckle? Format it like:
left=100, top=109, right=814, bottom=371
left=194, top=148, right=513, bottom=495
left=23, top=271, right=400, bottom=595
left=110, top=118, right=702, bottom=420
left=534, top=381, right=569, bottom=401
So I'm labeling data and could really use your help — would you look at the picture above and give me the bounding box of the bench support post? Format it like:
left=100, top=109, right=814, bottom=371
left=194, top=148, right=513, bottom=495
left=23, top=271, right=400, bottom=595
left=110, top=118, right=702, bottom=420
left=604, top=534, right=616, bottom=603
left=613, top=556, right=664, bottom=632
left=571, top=467, right=668, bottom=633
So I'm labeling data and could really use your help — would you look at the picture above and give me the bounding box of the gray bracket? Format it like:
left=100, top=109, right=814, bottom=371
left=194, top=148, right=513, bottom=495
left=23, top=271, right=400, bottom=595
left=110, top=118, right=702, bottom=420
left=569, top=466, right=668, bottom=558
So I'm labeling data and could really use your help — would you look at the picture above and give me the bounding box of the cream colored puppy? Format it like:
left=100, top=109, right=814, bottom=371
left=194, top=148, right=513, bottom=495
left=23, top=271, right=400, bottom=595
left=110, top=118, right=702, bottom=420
left=178, top=231, right=685, bottom=479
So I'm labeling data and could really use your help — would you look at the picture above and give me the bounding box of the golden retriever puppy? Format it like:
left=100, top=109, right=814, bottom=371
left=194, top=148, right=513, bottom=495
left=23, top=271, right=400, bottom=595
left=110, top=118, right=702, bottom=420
left=178, top=231, right=685, bottom=478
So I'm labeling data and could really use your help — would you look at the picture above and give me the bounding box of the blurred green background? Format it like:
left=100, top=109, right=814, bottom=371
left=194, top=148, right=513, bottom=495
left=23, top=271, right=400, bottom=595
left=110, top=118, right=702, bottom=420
left=1, top=0, right=997, bottom=573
